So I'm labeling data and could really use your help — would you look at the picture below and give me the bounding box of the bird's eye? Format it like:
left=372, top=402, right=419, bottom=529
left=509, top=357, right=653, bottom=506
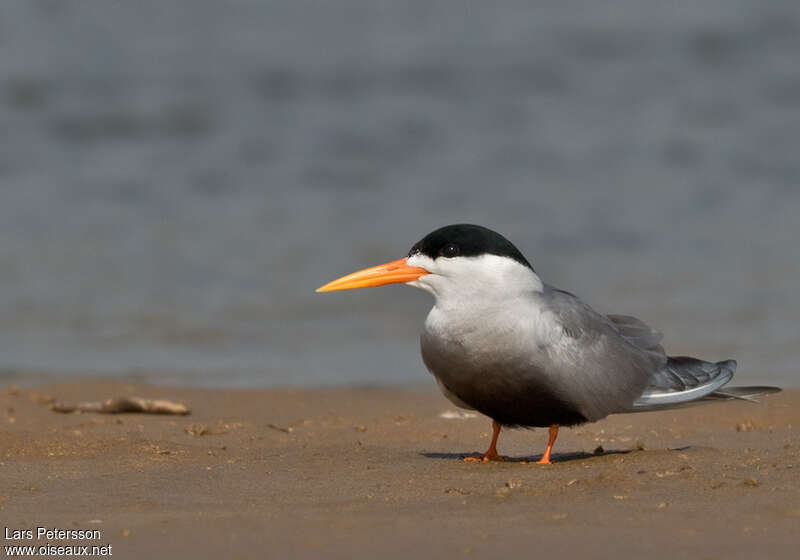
left=440, top=243, right=459, bottom=258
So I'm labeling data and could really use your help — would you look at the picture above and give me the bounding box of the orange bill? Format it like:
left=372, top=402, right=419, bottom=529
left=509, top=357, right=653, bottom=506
left=316, top=258, right=429, bottom=292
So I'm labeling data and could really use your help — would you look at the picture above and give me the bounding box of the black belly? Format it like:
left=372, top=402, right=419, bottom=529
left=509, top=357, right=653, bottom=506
left=421, top=333, right=592, bottom=428
left=439, top=375, right=588, bottom=428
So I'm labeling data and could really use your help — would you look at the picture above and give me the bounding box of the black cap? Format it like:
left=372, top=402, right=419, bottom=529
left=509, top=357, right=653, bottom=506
left=408, top=224, right=533, bottom=270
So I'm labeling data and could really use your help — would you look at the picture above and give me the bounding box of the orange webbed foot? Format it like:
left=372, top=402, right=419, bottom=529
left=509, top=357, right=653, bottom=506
left=519, top=458, right=552, bottom=465
left=463, top=451, right=506, bottom=463
left=464, top=421, right=505, bottom=462
left=521, top=424, right=559, bottom=465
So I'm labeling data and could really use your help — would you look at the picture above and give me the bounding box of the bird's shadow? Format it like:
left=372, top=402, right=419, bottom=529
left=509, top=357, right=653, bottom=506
left=421, top=445, right=690, bottom=464
left=422, top=449, right=629, bottom=464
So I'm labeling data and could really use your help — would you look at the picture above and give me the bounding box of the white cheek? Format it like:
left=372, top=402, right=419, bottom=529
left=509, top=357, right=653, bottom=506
left=406, top=273, right=441, bottom=297
left=404, top=254, right=435, bottom=295
left=406, top=253, right=436, bottom=270
left=405, top=253, right=544, bottom=302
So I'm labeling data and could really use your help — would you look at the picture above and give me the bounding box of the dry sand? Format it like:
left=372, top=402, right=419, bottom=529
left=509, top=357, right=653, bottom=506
left=1, top=381, right=798, bottom=559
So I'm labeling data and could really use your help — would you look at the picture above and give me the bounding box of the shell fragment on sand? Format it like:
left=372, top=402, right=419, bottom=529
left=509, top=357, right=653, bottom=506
left=51, top=397, right=190, bottom=415
left=439, top=410, right=478, bottom=420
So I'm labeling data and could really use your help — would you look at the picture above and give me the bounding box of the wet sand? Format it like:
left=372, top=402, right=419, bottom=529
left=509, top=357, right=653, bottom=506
left=1, top=382, right=798, bottom=559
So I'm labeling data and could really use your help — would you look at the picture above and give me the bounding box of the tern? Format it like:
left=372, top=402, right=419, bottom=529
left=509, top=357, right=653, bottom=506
left=317, top=224, right=779, bottom=464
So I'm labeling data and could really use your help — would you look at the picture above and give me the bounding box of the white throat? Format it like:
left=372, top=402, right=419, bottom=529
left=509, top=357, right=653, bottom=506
left=405, top=253, right=543, bottom=311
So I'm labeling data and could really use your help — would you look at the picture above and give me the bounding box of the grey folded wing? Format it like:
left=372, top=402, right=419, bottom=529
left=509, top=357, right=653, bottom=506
left=632, top=357, right=736, bottom=411
left=607, top=314, right=666, bottom=363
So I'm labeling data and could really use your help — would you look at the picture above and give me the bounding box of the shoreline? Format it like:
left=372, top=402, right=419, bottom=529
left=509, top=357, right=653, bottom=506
left=2, top=381, right=798, bottom=558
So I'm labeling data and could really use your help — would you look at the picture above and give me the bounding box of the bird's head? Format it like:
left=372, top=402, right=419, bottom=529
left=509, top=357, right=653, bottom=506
left=317, top=224, right=542, bottom=303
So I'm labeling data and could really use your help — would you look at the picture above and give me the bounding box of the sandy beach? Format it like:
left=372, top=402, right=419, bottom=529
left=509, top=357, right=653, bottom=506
left=1, top=381, right=797, bottom=558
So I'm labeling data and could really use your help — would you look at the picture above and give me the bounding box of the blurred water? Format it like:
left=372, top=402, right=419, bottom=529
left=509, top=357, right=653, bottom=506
left=0, top=1, right=798, bottom=387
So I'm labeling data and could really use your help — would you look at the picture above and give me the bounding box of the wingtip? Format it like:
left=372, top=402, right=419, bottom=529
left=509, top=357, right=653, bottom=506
left=717, top=359, right=738, bottom=373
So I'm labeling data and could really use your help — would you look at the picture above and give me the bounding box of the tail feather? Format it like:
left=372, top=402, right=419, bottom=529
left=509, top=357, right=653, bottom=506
left=703, top=386, right=782, bottom=403
left=630, top=357, right=780, bottom=412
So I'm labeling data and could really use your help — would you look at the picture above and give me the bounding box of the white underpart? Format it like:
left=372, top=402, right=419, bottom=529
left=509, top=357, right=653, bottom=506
left=405, top=253, right=563, bottom=355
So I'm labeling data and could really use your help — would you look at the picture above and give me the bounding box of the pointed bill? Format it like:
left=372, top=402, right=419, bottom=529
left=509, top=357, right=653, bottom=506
left=316, top=258, right=428, bottom=292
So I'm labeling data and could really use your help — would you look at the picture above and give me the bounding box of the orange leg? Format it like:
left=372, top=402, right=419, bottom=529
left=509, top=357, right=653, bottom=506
left=464, top=420, right=505, bottom=462
left=535, top=424, right=559, bottom=465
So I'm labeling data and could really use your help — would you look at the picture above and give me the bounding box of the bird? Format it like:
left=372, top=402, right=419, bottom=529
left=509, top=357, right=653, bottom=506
left=317, top=224, right=779, bottom=464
